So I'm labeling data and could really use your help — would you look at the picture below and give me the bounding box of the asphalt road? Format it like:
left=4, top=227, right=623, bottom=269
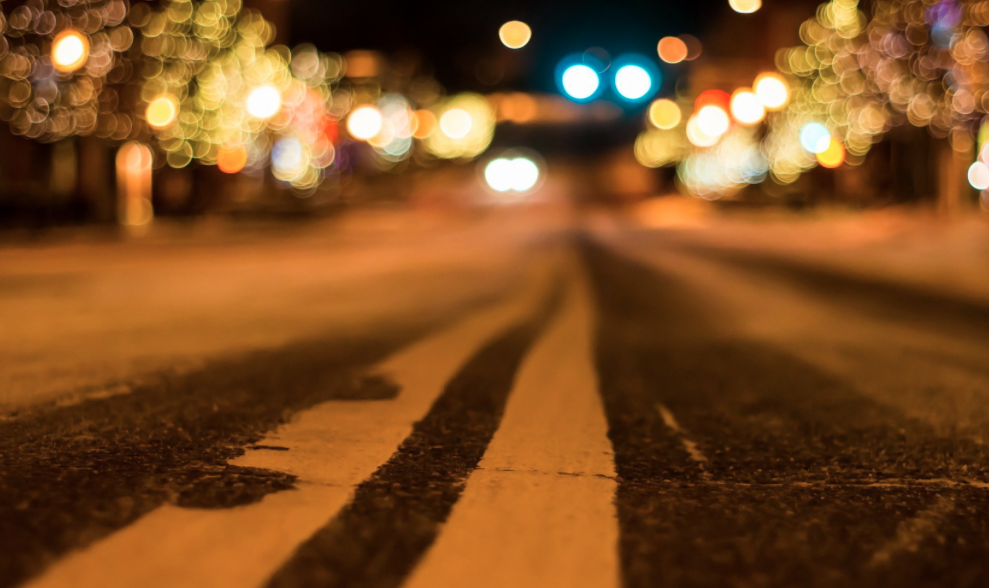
left=3, top=209, right=989, bottom=588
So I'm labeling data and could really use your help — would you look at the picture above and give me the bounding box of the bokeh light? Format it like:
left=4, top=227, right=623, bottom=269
left=729, top=0, right=762, bottom=14
left=217, top=144, right=249, bottom=174
left=347, top=106, right=384, bottom=140
left=440, top=108, right=473, bottom=139
left=648, top=99, right=682, bottom=130
left=658, top=37, right=688, bottom=64
left=246, top=85, right=282, bottom=119
left=499, top=21, right=532, bottom=49
left=730, top=90, right=766, bottom=125
left=696, top=105, right=731, bottom=138
left=560, top=64, right=601, bottom=101
left=687, top=115, right=722, bottom=148
left=695, top=89, right=732, bottom=113
left=969, top=162, right=989, bottom=190
left=51, top=30, right=90, bottom=73
left=754, top=73, right=790, bottom=111
left=799, top=122, right=832, bottom=154
left=816, top=139, right=847, bottom=168
left=145, top=96, right=178, bottom=130
left=614, top=64, right=654, bottom=101
left=484, top=156, right=540, bottom=193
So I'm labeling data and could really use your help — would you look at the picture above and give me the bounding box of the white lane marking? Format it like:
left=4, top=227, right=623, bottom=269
left=869, top=496, right=956, bottom=567
left=27, top=260, right=558, bottom=588
left=404, top=268, right=620, bottom=588
left=656, top=403, right=709, bottom=470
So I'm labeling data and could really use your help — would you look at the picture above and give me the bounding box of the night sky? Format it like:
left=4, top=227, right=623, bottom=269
left=288, top=0, right=799, bottom=93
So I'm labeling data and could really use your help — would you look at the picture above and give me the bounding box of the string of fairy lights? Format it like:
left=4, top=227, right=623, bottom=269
left=0, top=0, right=496, bottom=194
left=637, top=0, right=989, bottom=203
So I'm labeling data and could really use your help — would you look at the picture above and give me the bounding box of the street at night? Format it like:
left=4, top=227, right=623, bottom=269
left=3, top=0, right=989, bottom=587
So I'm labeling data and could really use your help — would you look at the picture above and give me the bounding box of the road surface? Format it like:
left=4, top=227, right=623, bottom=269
left=3, top=205, right=989, bottom=588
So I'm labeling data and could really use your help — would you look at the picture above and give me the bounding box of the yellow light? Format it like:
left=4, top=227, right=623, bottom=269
left=246, top=85, right=282, bottom=119
left=347, top=105, right=383, bottom=140
left=657, top=37, right=688, bottom=64
left=499, top=21, right=532, bottom=49
left=729, top=89, right=766, bottom=125
left=729, top=0, right=762, bottom=14
left=816, top=139, right=846, bottom=168
left=116, top=142, right=153, bottom=227
left=696, top=105, right=730, bottom=137
left=754, top=73, right=790, bottom=110
left=145, top=96, right=178, bottom=129
left=217, top=144, right=248, bottom=174
left=51, top=30, right=89, bottom=73
left=648, top=99, right=682, bottom=130
left=440, top=108, right=473, bottom=139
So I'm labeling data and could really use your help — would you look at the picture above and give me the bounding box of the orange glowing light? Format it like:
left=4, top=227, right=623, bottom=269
left=816, top=139, right=846, bottom=168
left=729, top=89, right=766, bottom=125
left=413, top=110, right=436, bottom=139
left=754, top=72, right=790, bottom=111
left=499, top=21, right=532, bottom=49
left=51, top=30, right=90, bottom=73
left=657, top=37, right=688, bottom=64
left=695, top=89, right=731, bottom=113
left=729, top=0, right=762, bottom=14
left=217, top=144, right=248, bottom=174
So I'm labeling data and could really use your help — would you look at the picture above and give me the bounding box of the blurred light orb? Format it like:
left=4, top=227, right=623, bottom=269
left=561, top=64, right=600, bottom=100
left=695, top=89, right=732, bottom=113
left=499, top=21, right=532, bottom=49
left=440, top=108, right=473, bottom=139
left=729, top=0, right=762, bottom=14
left=968, top=162, right=989, bottom=190
left=657, top=37, right=688, bottom=64
left=145, top=96, right=178, bottom=129
left=615, top=65, right=653, bottom=101
left=686, top=115, right=721, bottom=148
left=816, top=139, right=846, bottom=169
left=648, top=99, right=682, bottom=130
left=729, top=90, right=766, bottom=125
left=51, top=30, right=89, bottom=73
left=246, top=85, right=282, bottom=119
left=696, top=105, right=730, bottom=137
left=347, top=105, right=383, bottom=140
left=799, top=122, right=832, bottom=154
left=412, top=110, right=436, bottom=139
left=754, top=73, right=790, bottom=110
left=272, top=137, right=304, bottom=175
left=217, top=144, right=248, bottom=174
left=484, top=156, right=540, bottom=193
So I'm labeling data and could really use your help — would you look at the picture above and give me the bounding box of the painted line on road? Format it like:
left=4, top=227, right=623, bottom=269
left=656, top=403, right=710, bottom=473
left=868, top=496, right=956, bottom=568
left=264, top=274, right=564, bottom=588
left=403, top=267, right=620, bottom=588
left=25, top=261, right=559, bottom=588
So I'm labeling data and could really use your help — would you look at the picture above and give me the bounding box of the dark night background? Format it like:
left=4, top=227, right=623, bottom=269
left=289, top=0, right=821, bottom=93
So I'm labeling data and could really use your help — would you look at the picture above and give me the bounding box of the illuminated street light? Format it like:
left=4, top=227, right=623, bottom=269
left=246, top=85, right=282, bottom=119
left=614, top=64, right=653, bottom=101
left=51, top=30, right=90, bottom=73
left=657, top=37, right=688, bottom=64
left=145, top=96, right=178, bottom=129
left=800, top=122, right=832, bottom=154
left=696, top=105, right=730, bottom=137
left=484, top=156, right=541, bottom=193
left=347, top=106, right=384, bottom=140
left=648, top=99, right=682, bottom=129
left=560, top=64, right=601, bottom=101
left=499, top=21, right=532, bottom=49
left=969, top=162, right=989, bottom=190
left=754, top=73, right=790, bottom=110
left=729, top=89, right=766, bottom=125
left=440, top=108, right=473, bottom=139
left=729, top=0, right=762, bottom=14
left=817, top=139, right=847, bottom=168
